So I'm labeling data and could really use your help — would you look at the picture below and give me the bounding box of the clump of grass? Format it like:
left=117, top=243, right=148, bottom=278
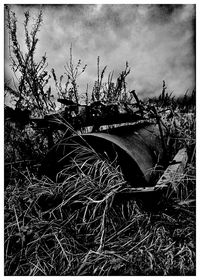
left=4, top=111, right=196, bottom=275
left=4, top=147, right=126, bottom=275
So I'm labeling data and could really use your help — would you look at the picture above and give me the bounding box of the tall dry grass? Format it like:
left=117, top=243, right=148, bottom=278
left=4, top=103, right=196, bottom=276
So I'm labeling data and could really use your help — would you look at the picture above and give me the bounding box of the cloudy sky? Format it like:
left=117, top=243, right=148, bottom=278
left=4, top=4, right=195, bottom=100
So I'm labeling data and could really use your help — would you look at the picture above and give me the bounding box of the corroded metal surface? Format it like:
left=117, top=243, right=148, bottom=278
left=41, top=123, right=165, bottom=188
left=82, top=124, right=164, bottom=186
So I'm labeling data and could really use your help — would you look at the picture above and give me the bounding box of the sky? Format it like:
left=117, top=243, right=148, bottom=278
left=4, top=4, right=196, bottom=100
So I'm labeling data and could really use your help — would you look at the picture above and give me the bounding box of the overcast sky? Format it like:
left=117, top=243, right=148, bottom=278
left=4, top=4, right=195, bottom=100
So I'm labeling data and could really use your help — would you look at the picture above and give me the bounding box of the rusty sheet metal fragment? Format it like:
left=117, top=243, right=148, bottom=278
left=41, top=123, right=164, bottom=186
left=124, top=148, right=188, bottom=194
left=82, top=123, right=164, bottom=186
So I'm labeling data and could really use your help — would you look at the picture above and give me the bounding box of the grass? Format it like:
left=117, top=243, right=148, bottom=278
left=4, top=102, right=196, bottom=276
left=4, top=6, right=195, bottom=275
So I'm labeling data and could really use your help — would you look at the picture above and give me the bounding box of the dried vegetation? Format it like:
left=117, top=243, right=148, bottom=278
left=4, top=7, right=196, bottom=276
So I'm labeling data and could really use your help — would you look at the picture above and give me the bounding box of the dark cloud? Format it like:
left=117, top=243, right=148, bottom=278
left=147, top=4, right=185, bottom=24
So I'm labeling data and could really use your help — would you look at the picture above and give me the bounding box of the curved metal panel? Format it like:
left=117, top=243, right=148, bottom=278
left=41, top=124, right=164, bottom=187
left=82, top=124, right=164, bottom=186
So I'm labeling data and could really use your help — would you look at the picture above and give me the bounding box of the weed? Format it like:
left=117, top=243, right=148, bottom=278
left=4, top=6, right=195, bottom=276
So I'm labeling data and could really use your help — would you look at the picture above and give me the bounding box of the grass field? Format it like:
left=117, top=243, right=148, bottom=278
left=4, top=97, right=196, bottom=276
left=4, top=7, right=196, bottom=275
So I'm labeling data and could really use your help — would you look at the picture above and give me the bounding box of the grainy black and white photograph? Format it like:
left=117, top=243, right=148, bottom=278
left=4, top=2, right=196, bottom=276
